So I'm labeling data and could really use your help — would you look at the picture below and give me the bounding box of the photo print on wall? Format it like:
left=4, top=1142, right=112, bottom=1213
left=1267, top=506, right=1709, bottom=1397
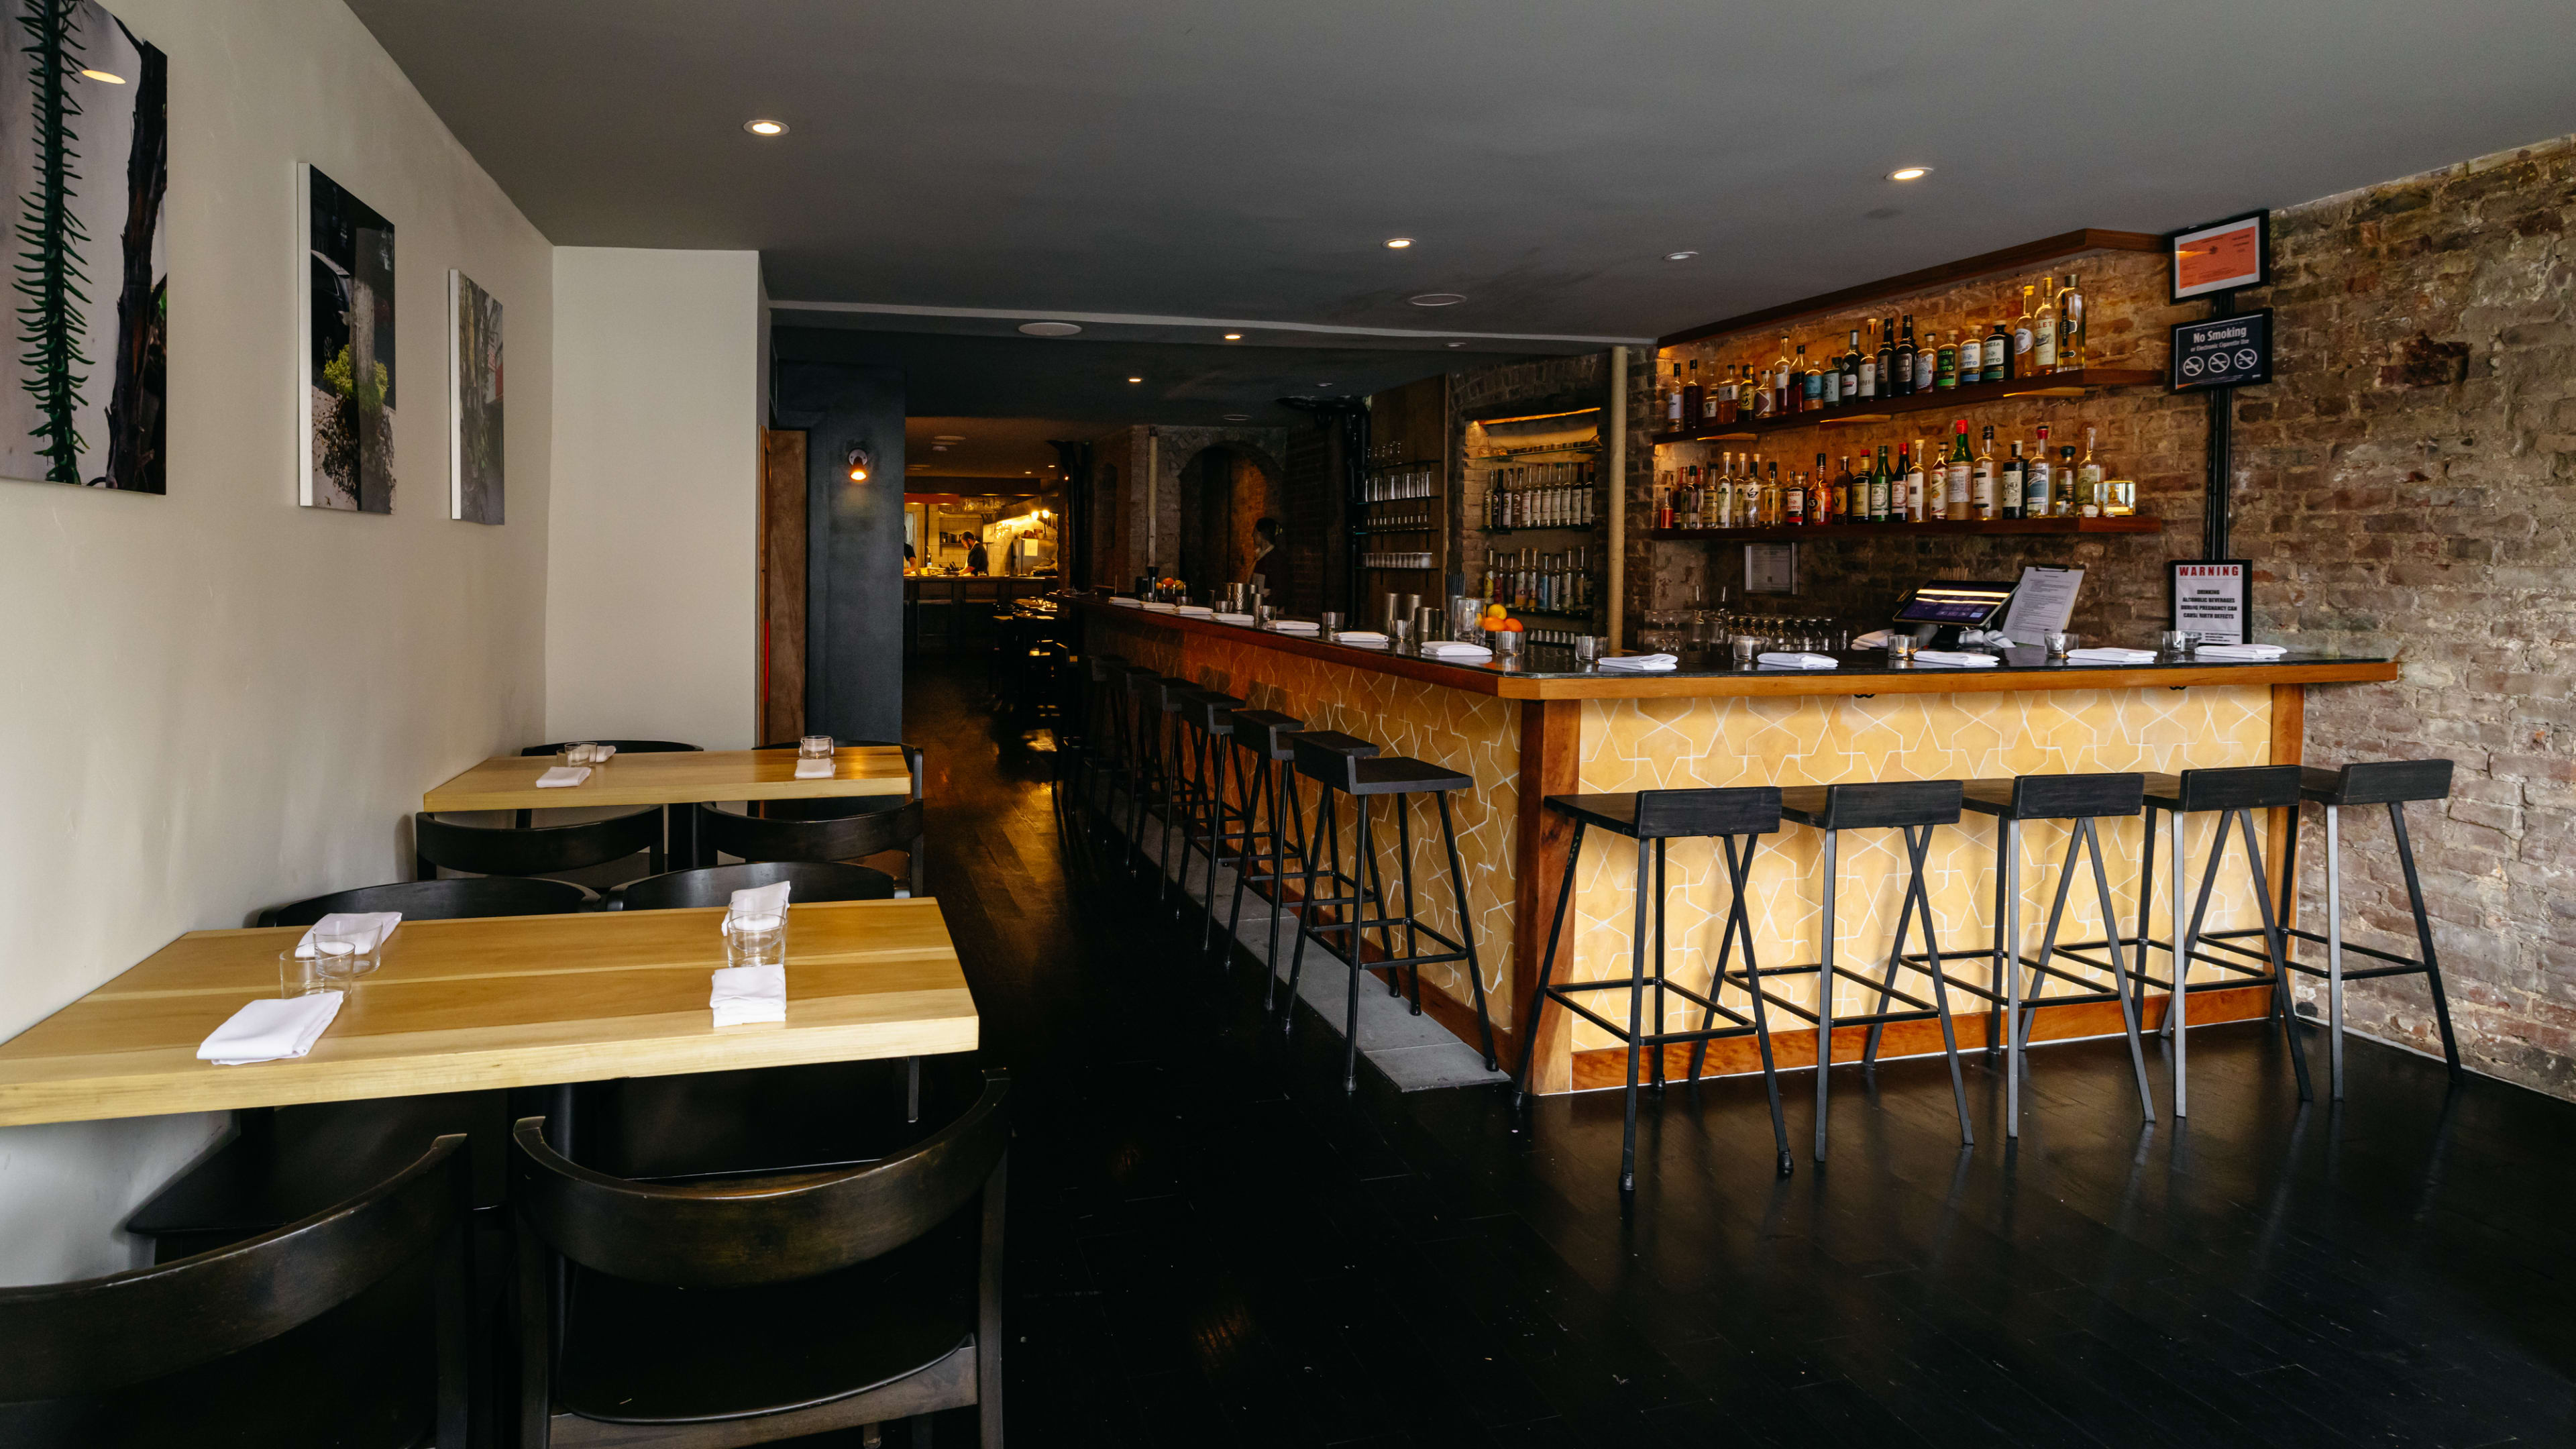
left=0, top=0, right=168, bottom=492
left=298, top=162, right=394, bottom=511
left=447, top=270, right=500, bottom=523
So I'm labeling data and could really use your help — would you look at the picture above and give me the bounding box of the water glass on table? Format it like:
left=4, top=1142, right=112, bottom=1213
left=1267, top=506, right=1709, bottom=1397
left=797, top=735, right=835, bottom=759
left=1573, top=635, right=1601, bottom=669
left=309, top=924, right=368, bottom=981
left=722, top=906, right=787, bottom=971
left=557, top=741, right=605, bottom=767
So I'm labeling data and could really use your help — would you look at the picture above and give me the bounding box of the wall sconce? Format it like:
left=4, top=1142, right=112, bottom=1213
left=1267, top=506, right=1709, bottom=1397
left=844, top=442, right=875, bottom=483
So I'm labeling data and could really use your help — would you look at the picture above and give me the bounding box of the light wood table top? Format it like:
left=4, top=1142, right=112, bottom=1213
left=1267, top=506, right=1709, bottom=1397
left=0, top=899, right=976, bottom=1127
left=423, top=746, right=911, bottom=812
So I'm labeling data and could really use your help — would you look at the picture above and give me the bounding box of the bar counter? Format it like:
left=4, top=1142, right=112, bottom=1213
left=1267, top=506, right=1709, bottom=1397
left=1077, top=598, right=2400, bottom=1094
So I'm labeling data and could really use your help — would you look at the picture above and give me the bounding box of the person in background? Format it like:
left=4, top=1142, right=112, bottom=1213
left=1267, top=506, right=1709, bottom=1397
left=903, top=541, right=916, bottom=569
left=1248, top=517, right=1281, bottom=586
left=965, top=531, right=989, bottom=575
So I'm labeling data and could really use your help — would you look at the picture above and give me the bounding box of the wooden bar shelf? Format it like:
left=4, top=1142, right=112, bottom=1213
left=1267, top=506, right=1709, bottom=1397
left=1650, top=515, right=2161, bottom=542
left=1650, top=368, right=2158, bottom=446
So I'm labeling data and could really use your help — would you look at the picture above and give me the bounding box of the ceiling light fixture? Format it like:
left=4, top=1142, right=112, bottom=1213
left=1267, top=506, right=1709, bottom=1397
left=744, top=119, right=786, bottom=136
left=1018, top=321, right=1082, bottom=337
left=1409, top=292, right=1465, bottom=308
left=1446, top=341, right=1465, bottom=348
left=1886, top=166, right=1931, bottom=181
left=1383, top=237, right=1414, bottom=249
left=78, top=68, right=123, bottom=83
left=1664, top=250, right=1699, bottom=262
left=1128, top=376, right=1143, bottom=384
left=1222, top=332, right=1242, bottom=341
left=1316, top=382, right=1334, bottom=388
left=1223, top=413, right=1251, bottom=421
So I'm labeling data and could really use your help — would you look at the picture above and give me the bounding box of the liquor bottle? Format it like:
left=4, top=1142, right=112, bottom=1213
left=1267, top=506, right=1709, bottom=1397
left=1784, top=466, right=1805, bottom=526
left=2000, top=441, right=2024, bottom=520
left=1869, top=445, right=1892, bottom=523
left=2055, top=274, right=2085, bottom=370
left=2024, top=425, right=2053, bottom=517
left=1905, top=441, right=1928, bottom=521
left=1708, top=455, right=1730, bottom=528
left=2012, top=284, right=2037, bottom=378
left=1655, top=470, right=1673, bottom=530
left=1982, top=322, right=2008, bottom=383
left=1813, top=452, right=1831, bottom=524
left=1859, top=321, right=1878, bottom=399
left=2078, top=427, right=2105, bottom=516
left=2055, top=444, right=2080, bottom=517
left=1738, top=454, right=1762, bottom=525
left=1772, top=334, right=1795, bottom=414
left=1973, top=425, right=1997, bottom=521
left=2033, top=275, right=2058, bottom=371
left=1934, top=332, right=1959, bottom=390
left=1915, top=329, right=1937, bottom=392
left=1875, top=317, right=1896, bottom=399
left=1765, top=460, right=1783, bottom=525
left=1799, top=345, right=1823, bottom=413
left=1666, top=363, right=1685, bottom=427
left=1833, top=455, right=1854, bottom=523
left=1892, top=315, right=1918, bottom=398
left=1841, top=329, right=1862, bottom=402
left=1713, top=366, right=1735, bottom=425
left=1946, top=420, right=1974, bottom=520
left=1821, top=347, right=1841, bottom=409
left=1682, top=362, right=1705, bottom=427
left=1683, top=465, right=1703, bottom=529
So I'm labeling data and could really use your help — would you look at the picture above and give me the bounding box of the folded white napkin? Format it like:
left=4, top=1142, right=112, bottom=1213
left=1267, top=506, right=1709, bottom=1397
left=295, top=912, right=400, bottom=959
left=1269, top=620, right=1319, bottom=633
left=1914, top=650, right=1999, bottom=667
left=2196, top=642, right=2287, bottom=659
left=1599, top=653, right=1679, bottom=672
left=794, top=757, right=835, bottom=779
left=1214, top=612, right=1256, bottom=625
left=2067, top=647, right=2159, bottom=665
left=1760, top=652, right=1839, bottom=669
left=1853, top=629, right=1896, bottom=649
left=1110, top=596, right=1144, bottom=607
left=729, top=881, right=791, bottom=926
left=1176, top=604, right=1214, bottom=616
left=535, top=765, right=590, bottom=788
left=198, top=991, right=343, bottom=1065
left=709, top=965, right=786, bottom=1027
left=1142, top=601, right=1179, bottom=612
left=1335, top=631, right=1389, bottom=646
left=1422, top=642, right=1493, bottom=660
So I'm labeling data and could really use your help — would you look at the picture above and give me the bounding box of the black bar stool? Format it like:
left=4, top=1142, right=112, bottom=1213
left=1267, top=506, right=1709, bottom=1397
left=1207, top=706, right=1304, bottom=963
left=1282, top=732, right=1497, bottom=1091
left=1925, top=773, right=2157, bottom=1136
left=1169, top=688, right=1244, bottom=919
left=1222, top=713, right=1348, bottom=1006
left=1732, top=780, right=1974, bottom=1162
left=2131, top=765, right=2314, bottom=1115
left=1063, top=653, right=1128, bottom=832
left=2209, top=759, right=2462, bottom=1098
left=1118, top=672, right=1184, bottom=876
left=1513, top=788, right=1794, bottom=1191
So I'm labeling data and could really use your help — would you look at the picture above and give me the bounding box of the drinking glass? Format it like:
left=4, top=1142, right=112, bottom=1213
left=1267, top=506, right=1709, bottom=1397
left=2045, top=631, right=2076, bottom=657
left=1320, top=610, right=1344, bottom=642
left=722, top=909, right=787, bottom=971
left=1731, top=635, right=1760, bottom=667
left=1573, top=635, right=1601, bottom=668
left=2159, top=630, right=2194, bottom=655
left=557, top=741, right=603, bottom=767
left=798, top=734, right=835, bottom=759
left=1389, top=618, right=1416, bottom=653
left=310, top=926, right=366, bottom=981
left=278, top=949, right=336, bottom=997
left=1493, top=631, right=1523, bottom=665
left=1887, top=634, right=1918, bottom=661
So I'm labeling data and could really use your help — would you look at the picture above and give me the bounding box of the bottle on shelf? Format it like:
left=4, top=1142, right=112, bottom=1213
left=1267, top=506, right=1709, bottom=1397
left=1859, top=321, right=1879, bottom=400
left=1869, top=444, right=1892, bottom=523
left=1736, top=453, right=1762, bottom=527
left=1784, top=464, right=1806, bottom=526
left=1762, top=460, right=1782, bottom=525
left=1973, top=425, right=1998, bottom=521
left=2012, top=285, right=2037, bottom=378
left=1914, top=326, right=1937, bottom=392
left=1666, top=363, right=1686, bottom=428
left=2024, top=425, right=2054, bottom=517
left=1945, top=420, right=1973, bottom=520
left=1892, top=315, right=1917, bottom=398
left=1905, top=441, right=1929, bottom=522
left=2055, top=274, right=2086, bottom=370
left=1711, top=366, right=1734, bottom=425
left=1772, top=335, right=1794, bottom=415
left=2055, top=443, right=2080, bottom=517
left=1798, top=345, right=1821, bottom=413
left=1682, top=465, right=1702, bottom=530
left=2033, top=275, right=2059, bottom=371
left=2078, top=427, right=2105, bottom=517
left=1841, top=330, right=1862, bottom=405
left=1982, top=321, right=2008, bottom=384
left=2000, top=440, right=2025, bottom=521
left=1934, top=331, right=1959, bottom=390
left=1682, top=362, right=1705, bottom=427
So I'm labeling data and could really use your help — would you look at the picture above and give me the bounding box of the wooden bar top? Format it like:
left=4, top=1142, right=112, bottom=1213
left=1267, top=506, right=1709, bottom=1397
left=1078, top=599, right=2400, bottom=699
left=424, top=745, right=912, bottom=812
left=0, top=899, right=976, bottom=1127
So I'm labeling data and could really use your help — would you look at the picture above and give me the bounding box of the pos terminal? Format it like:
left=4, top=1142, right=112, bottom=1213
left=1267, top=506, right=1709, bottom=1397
left=1888, top=579, right=2020, bottom=650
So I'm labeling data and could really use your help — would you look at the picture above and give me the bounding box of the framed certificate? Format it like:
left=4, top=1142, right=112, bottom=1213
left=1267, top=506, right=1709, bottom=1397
left=2169, top=559, right=2251, bottom=645
left=2167, top=211, right=2271, bottom=303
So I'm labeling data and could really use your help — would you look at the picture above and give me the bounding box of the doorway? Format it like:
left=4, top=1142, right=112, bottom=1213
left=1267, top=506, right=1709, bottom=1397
left=1174, top=443, right=1283, bottom=594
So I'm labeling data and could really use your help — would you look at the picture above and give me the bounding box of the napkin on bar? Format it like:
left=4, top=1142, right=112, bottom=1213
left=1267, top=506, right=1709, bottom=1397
left=1421, top=641, right=1493, bottom=660
left=535, top=765, right=591, bottom=788
left=1334, top=631, right=1390, bottom=647
left=2067, top=647, right=2159, bottom=665
left=1268, top=619, right=1319, bottom=633
left=709, top=966, right=786, bottom=1027
left=2195, top=642, right=2287, bottom=660
left=793, top=756, right=835, bottom=779
left=1142, top=601, right=1179, bottom=612
left=1598, top=653, right=1679, bottom=672
left=1175, top=604, right=1215, bottom=617
left=1913, top=650, right=2000, bottom=668
left=294, top=912, right=400, bottom=959
left=197, top=991, right=344, bottom=1065
left=1852, top=629, right=1896, bottom=649
left=1110, top=596, right=1144, bottom=607
left=1213, top=612, right=1256, bottom=625
left=1759, top=652, right=1839, bottom=669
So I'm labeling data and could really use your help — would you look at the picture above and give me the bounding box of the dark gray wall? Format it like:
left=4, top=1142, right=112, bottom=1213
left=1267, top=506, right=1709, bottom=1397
left=773, top=360, right=905, bottom=744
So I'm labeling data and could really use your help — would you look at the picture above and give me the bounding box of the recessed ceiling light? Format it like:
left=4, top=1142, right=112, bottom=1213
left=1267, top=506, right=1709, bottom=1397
left=1018, top=321, right=1082, bottom=337
left=1128, top=376, right=1142, bottom=383
left=1222, top=332, right=1242, bottom=341
left=1383, top=237, right=1414, bottom=250
left=744, top=119, right=786, bottom=136
left=1223, top=413, right=1251, bottom=421
left=1316, top=382, right=1334, bottom=388
left=1664, top=250, right=1699, bottom=262
left=1409, top=292, right=1465, bottom=307
left=1446, top=341, right=1465, bottom=348
left=932, top=445, right=948, bottom=451
left=1886, top=166, right=1931, bottom=181
left=932, top=434, right=965, bottom=442
left=78, top=68, right=123, bottom=84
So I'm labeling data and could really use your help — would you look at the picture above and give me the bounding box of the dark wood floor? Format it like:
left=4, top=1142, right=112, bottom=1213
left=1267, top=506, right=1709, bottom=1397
left=903, top=657, right=2574, bottom=1448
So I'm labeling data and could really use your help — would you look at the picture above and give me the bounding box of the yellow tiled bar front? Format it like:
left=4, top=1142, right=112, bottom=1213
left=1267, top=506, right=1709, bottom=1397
left=1566, top=687, right=2277, bottom=1061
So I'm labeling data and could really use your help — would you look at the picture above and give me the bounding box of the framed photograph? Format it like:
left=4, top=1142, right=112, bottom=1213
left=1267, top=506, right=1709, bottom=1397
left=1744, top=541, right=1796, bottom=594
left=2169, top=559, right=2251, bottom=645
left=2167, top=211, right=2270, bottom=303
left=298, top=162, right=395, bottom=511
left=448, top=270, right=502, bottom=523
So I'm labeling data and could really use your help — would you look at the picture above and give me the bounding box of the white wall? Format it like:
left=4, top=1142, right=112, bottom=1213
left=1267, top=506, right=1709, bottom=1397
left=0, top=0, right=553, bottom=1283
left=545, top=249, right=761, bottom=749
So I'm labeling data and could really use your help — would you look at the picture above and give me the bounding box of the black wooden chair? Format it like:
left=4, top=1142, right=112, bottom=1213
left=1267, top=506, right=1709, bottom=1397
left=414, top=808, right=663, bottom=883
left=0, top=1135, right=470, bottom=1448
left=513, top=1073, right=1010, bottom=1447
left=262, top=876, right=596, bottom=926
left=516, top=740, right=700, bottom=828
left=610, top=861, right=895, bottom=912
left=696, top=800, right=926, bottom=896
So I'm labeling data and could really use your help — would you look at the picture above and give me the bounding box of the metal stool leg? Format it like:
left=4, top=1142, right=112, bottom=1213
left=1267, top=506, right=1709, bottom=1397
left=2006, top=824, right=2085, bottom=1136
left=1511, top=822, right=1585, bottom=1106
left=2390, top=801, right=2465, bottom=1079
left=1201, top=737, right=1230, bottom=951
left=1650, top=839, right=1668, bottom=1095
left=1283, top=781, right=1337, bottom=1032
left=2239, top=808, right=2314, bottom=1103
left=1434, top=790, right=1497, bottom=1071
left=1902, top=824, right=1974, bottom=1147
left=1394, top=798, right=1423, bottom=1014
left=1814, top=829, right=1837, bottom=1163
left=1621, top=833, right=1652, bottom=1193
left=2326, top=801, right=2346, bottom=1099
left=1716, top=834, right=1793, bottom=1176
left=2169, top=804, right=2190, bottom=1116
left=1225, top=751, right=1264, bottom=958
left=1344, top=793, right=1375, bottom=1093
left=2135, top=804, right=2159, bottom=1026
left=1985, top=816, right=2015, bottom=1061
left=2082, top=816, right=2157, bottom=1122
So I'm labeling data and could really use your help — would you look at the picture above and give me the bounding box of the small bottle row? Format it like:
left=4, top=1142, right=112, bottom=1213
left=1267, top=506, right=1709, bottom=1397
left=1362, top=551, right=1436, bottom=570
left=1363, top=468, right=1440, bottom=502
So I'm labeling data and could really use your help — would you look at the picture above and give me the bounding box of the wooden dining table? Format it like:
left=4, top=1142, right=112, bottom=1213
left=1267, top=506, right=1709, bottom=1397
left=0, top=898, right=975, bottom=1128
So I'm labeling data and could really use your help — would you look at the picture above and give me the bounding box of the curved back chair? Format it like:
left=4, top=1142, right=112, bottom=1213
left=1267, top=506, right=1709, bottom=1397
left=260, top=875, right=594, bottom=926
left=694, top=800, right=925, bottom=896
left=413, top=808, right=663, bottom=883
left=511, top=1074, right=1008, bottom=1446
left=613, top=861, right=895, bottom=912
left=0, top=1136, right=468, bottom=1447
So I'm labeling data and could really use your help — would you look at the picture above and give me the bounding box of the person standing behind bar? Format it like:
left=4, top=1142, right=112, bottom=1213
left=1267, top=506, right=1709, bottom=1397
left=965, top=532, right=988, bottom=575
left=1248, top=517, right=1280, bottom=587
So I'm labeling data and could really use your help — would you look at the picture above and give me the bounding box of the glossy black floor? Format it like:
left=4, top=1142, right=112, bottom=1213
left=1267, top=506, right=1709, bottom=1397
left=903, top=657, right=2573, bottom=1448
